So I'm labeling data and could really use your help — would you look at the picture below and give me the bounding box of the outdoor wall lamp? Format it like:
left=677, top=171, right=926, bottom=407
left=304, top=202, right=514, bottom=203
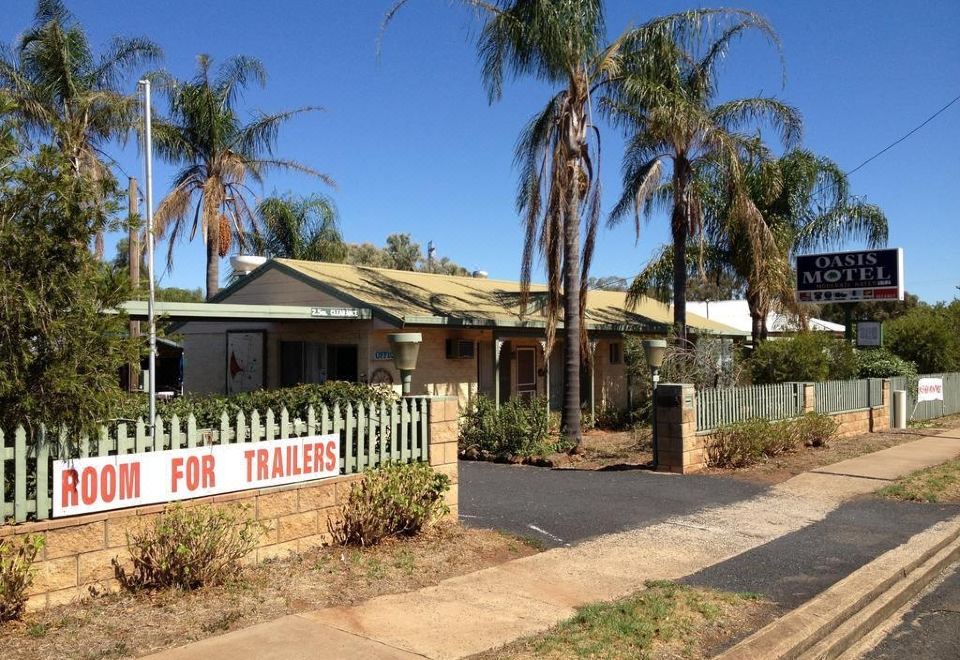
left=642, top=339, right=667, bottom=469
left=387, top=333, right=423, bottom=396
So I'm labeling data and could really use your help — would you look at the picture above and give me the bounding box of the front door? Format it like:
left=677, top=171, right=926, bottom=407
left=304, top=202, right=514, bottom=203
left=516, top=347, right=537, bottom=401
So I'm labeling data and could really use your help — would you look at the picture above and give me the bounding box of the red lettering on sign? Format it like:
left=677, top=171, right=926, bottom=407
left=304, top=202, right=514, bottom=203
left=302, top=443, right=313, bottom=473
left=257, top=449, right=268, bottom=480
left=61, top=469, right=79, bottom=508
left=271, top=447, right=284, bottom=478
left=314, top=443, right=324, bottom=474
left=171, top=457, right=185, bottom=492
left=81, top=467, right=97, bottom=506
left=244, top=450, right=256, bottom=482
left=101, top=465, right=116, bottom=503
left=201, top=455, right=215, bottom=488
left=120, top=462, right=140, bottom=499
left=325, top=440, right=337, bottom=471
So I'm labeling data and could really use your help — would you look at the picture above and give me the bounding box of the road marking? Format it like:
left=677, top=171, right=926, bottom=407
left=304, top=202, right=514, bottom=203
left=459, top=514, right=482, bottom=519
left=528, top=524, right=570, bottom=547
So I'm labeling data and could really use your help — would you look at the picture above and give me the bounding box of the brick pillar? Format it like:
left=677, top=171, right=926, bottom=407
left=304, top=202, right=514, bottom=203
left=870, top=379, right=891, bottom=432
left=427, top=396, right=460, bottom=517
left=803, top=383, right=816, bottom=414
left=655, top=384, right=703, bottom=473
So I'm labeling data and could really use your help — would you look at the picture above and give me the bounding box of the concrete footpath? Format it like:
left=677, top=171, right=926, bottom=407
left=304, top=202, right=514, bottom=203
left=151, top=431, right=960, bottom=660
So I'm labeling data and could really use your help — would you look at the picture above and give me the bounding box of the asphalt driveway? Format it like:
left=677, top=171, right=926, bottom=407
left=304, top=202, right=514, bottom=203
left=458, top=460, right=766, bottom=546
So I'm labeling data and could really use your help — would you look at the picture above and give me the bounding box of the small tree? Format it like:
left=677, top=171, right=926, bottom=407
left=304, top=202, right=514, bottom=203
left=0, top=146, right=135, bottom=436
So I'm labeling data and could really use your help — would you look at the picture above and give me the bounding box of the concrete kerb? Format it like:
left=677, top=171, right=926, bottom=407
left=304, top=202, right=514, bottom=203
left=716, top=515, right=960, bottom=660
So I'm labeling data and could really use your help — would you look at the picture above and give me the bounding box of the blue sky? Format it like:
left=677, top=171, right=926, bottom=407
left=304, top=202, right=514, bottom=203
left=4, top=1, right=959, bottom=302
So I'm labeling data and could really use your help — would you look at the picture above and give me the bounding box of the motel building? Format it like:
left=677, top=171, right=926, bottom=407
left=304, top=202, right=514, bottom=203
left=122, top=259, right=745, bottom=413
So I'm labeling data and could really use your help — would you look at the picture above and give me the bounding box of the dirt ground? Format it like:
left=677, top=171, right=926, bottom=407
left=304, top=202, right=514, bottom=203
left=547, top=427, right=653, bottom=471
left=1, top=524, right=540, bottom=660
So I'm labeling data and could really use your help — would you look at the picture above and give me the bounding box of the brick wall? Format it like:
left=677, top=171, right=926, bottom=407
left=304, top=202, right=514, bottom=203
left=2, top=397, right=459, bottom=611
left=656, top=380, right=892, bottom=474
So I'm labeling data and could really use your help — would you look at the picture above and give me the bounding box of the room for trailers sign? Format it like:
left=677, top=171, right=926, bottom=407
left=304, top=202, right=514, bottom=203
left=796, top=248, right=903, bottom=304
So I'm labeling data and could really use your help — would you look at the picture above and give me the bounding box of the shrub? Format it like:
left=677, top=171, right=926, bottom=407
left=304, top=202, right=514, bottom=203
left=856, top=349, right=917, bottom=379
left=458, top=395, right=555, bottom=456
left=115, top=382, right=399, bottom=428
left=786, top=413, right=838, bottom=448
left=749, top=333, right=856, bottom=384
left=707, top=413, right=842, bottom=468
left=708, top=419, right=778, bottom=468
left=329, top=462, right=450, bottom=547
left=0, top=535, right=44, bottom=622
left=114, top=504, right=263, bottom=591
left=886, top=306, right=960, bottom=373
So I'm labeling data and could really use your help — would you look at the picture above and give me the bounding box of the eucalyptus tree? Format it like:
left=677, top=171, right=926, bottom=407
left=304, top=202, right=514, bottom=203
left=607, top=13, right=802, bottom=340
left=0, top=0, right=161, bottom=253
left=385, top=2, right=744, bottom=447
left=246, top=194, right=346, bottom=262
left=628, top=148, right=888, bottom=344
left=153, top=55, right=332, bottom=299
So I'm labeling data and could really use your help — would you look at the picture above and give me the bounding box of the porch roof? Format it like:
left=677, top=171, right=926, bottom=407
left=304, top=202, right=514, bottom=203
left=209, top=259, right=745, bottom=336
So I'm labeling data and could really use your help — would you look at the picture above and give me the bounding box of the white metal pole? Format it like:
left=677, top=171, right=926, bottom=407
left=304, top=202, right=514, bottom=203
left=139, top=80, right=157, bottom=441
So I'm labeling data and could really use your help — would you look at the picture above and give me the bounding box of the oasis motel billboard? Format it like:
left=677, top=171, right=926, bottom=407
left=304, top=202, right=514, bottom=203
left=796, top=248, right=903, bottom=304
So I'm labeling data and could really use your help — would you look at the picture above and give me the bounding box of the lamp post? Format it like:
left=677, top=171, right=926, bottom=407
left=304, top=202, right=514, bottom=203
left=387, top=333, right=423, bottom=396
left=642, top=339, right=667, bottom=469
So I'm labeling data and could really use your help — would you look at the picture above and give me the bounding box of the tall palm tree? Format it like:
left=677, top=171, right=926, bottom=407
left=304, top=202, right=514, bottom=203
left=629, top=148, right=888, bottom=344
left=607, top=15, right=802, bottom=341
left=385, top=3, right=764, bottom=449
left=0, top=0, right=161, bottom=253
left=246, top=193, right=345, bottom=262
left=153, top=54, right=332, bottom=299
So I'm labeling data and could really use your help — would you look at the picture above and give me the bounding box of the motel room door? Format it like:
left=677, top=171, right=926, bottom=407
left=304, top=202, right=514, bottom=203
left=515, top=347, right=537, bottom=401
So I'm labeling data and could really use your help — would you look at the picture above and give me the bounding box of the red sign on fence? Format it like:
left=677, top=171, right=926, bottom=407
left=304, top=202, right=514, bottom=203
left=52, top=434, right=340, bottom=517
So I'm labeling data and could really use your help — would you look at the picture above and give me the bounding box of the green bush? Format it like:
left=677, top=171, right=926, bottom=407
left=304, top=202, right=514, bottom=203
left=0, top=535, right=43, bottom=622
left=115, top=382, right=399, bottom=428
left=749, top=333, right=857, bottom=384
left=114, top=504, right=263, bottom=591
left=786, top=413, right=838, bottom=448
left=459, top=395, right=556, bottom=456
left=708, top=413, right=839, bottom=468
left=886, top=306, right=960, bottom=373
left=329, top=462, right=450, bottom=547
left=856, top=349, right=917, bottom=379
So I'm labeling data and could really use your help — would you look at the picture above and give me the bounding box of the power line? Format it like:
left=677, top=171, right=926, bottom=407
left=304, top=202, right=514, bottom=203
left=845, top=92, right=960, bottom=176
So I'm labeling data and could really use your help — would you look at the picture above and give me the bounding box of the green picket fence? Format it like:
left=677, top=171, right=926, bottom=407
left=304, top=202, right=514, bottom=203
left=1, top=397, right=431, bottom=524
left=889, top=373, right=960, bottom=423
left=814, top=379, right=878, bottom=414
left=696, top=383, right=804, bottom=433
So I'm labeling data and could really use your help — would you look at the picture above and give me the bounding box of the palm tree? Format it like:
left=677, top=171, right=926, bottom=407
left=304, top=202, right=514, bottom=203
left=607, top=14, right=802, bottom=341
left=152, top=54, right=332, bottom=299
left=629, top=149, right=888, bottom=344
left=385, top=3, right=763, bottom=449
left=246, top=194, right=345, bottom=262
left=0, top=0, right=161, bottom=253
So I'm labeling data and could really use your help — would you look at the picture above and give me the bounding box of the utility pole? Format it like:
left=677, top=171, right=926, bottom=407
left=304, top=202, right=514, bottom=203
left=427, top=241, right=436, bottom=273
left=139, top=79, right=157, bottom=441
left=127, top=176, right=141, bottom=392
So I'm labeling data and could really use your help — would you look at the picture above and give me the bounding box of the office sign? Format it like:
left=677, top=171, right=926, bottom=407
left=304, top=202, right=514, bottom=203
left=53, top=434, right=339, bottom=517
left=796, top=248, right=903, bottom=304
left=918, top=378, right=944, bottom=403
left=856, top=321, right=883, bottom=347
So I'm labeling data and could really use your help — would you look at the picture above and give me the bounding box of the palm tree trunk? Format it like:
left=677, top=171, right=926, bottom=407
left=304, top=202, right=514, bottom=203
left=206, top=221, right=221, bottom=300
left=746, top=287, right=763, bottom=345
left=562, top=186, right=583, bottom=451
left=671, top=157, right=692, bottom=342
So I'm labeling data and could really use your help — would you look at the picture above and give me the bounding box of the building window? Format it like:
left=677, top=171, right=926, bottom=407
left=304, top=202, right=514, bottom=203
left=445, top=339, right=475, bottom=359
left=609, top=342, right=622, bottom=365
left=280, top=341, right=358, bottom=386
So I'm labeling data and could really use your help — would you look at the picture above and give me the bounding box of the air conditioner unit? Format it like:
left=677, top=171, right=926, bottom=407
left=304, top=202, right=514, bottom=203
left=445, top=339, right=475, bottom=360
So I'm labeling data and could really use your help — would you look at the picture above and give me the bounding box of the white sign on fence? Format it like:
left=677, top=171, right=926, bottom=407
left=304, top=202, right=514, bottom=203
left=918, top=378, right=944, bottom=403
left=53, top=434, right=339, bottom=518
